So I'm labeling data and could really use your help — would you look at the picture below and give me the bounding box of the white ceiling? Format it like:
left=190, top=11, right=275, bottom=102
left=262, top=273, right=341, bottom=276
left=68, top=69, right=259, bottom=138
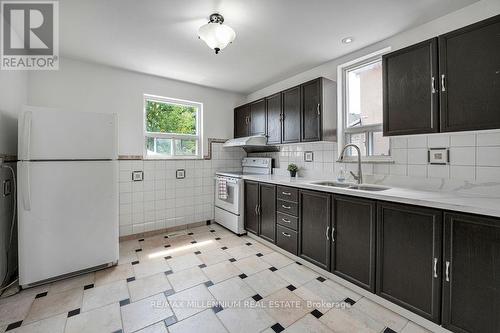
left=60, top=0, right=478, bottom=94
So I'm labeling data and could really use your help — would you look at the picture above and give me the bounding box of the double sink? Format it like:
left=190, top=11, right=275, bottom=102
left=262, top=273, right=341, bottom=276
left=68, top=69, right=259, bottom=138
left=310, top=181, right=390, bottom=192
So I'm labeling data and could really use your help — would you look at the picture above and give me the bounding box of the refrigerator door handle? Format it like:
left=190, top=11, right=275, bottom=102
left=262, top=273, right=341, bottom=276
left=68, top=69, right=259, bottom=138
left=22, top=162, right=31, bottom=211
left=22, top=111, right=32, bottom=160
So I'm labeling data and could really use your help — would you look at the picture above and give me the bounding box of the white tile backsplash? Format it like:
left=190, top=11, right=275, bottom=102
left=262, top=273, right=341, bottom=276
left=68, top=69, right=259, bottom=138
left=118, top=143, right=245, bottom=237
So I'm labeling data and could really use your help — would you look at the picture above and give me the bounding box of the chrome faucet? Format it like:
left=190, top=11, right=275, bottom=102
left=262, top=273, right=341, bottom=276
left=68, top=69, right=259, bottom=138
left=338, top=144, right=363, bottom=184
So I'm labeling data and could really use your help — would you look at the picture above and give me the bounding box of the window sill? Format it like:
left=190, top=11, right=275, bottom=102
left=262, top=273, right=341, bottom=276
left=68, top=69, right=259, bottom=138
left=337, top=156, right=394, bottom=164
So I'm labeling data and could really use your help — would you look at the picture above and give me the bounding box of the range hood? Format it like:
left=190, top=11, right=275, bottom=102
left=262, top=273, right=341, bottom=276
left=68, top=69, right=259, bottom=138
left=223, top=135, right=279, bottom=153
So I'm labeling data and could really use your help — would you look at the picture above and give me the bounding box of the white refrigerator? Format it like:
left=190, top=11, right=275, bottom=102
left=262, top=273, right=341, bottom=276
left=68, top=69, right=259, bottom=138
left=17, top=106, right=119, bottom=287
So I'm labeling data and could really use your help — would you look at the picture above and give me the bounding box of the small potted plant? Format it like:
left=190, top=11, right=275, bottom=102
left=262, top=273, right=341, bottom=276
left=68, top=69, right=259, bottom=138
left=287, top=163, right=298, bottom=177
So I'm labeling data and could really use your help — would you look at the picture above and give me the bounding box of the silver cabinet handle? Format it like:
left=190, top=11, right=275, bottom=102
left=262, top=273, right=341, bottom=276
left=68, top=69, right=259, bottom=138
left=441, top=74, right=446, bottom=92
left=445, top=261, right=450, bottom=282
left=331, top=226, right=335, bottom=242
left=282, top=232, right=291, bottom=237
left=281, top=204, right=291, bottom=209
left=317, top=103, right=321, bottom=116
left=431, top=76, right=436, bottom=94
left=433, top=258, right=438, bottom=278
left=326, top=226, right=330, bottom=240
left=281, top=218, right=291, bottom=223
left=257, top=205, right=261, bottom=215
left=281, top=191, right=292, bottom=196
left=254, top=205, right=258, bottom=215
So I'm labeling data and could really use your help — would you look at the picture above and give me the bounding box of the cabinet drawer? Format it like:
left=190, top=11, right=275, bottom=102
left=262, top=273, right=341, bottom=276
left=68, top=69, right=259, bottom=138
left=277, top=186, right=298, bottom=202
left=277, top=199, right=298, bottom=216
left=276, top=212, right=298, bottom=231
left=276, top=225, right=298, bottom=255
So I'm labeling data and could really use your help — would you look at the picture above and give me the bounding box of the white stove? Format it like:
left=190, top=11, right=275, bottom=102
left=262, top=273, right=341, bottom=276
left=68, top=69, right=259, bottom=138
left=214, top=157, right=272, bottom=235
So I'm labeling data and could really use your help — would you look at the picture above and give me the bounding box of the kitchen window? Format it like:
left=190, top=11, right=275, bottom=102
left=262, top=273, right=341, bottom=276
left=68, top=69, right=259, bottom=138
left=339, top=49, right=391, bottom=160
left=144, top=94, right=202, bottom=158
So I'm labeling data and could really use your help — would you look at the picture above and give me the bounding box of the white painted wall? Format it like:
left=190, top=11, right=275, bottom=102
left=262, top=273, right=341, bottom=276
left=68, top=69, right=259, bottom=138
left=246, top=0, right=500, bottom=101
left=28, top=57, right=244, bottom=156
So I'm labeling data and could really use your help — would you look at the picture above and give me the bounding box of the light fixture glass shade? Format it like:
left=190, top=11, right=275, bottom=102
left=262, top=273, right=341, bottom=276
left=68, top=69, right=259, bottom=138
left=198, top=21, right=236, bottom=54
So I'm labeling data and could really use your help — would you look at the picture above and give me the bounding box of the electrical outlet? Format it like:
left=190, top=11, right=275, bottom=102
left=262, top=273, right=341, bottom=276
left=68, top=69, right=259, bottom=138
left=132, top=171, right=144, bottom=181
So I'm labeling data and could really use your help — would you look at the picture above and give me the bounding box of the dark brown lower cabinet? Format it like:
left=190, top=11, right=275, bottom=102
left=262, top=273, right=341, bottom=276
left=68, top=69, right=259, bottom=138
left=244, top=181, right=259, bottom=235
left=259, top=183, right=276, bottom=243
left=442, top=213, right=500, bottom=333
left=244, top=181, right=276, bottom=242
left=299, top=190, right=331, bottom=270
left=376, top=202, right=443, bottom=323
left=331, top=195, right=376, bottom=292
left=277, top=224, right=298, bottom=255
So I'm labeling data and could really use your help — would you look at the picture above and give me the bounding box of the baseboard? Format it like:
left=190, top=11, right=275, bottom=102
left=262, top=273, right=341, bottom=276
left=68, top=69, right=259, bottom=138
left=119, top=220, right=213, bottom=241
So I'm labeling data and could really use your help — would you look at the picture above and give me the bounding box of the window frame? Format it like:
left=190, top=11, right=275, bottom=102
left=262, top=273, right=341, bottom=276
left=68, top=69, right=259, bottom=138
left=143, top=94, right=203, bottom=159
left=337, top=48, right=394, bottom=163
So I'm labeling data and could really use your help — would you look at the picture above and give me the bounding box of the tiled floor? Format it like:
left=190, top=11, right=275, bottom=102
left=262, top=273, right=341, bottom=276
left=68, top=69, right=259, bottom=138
left=0, top=224, right=432, bottom=333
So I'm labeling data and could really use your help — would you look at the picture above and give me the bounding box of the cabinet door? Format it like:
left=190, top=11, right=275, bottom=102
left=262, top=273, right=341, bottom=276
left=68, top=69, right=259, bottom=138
left=282, top=86, right=301, bottom=143
left=301, top=78, right=322, bottom=142
left=376, top=202, right=442, bottom=323
left=234, top=104, right=250, bottom=138
left=439, top=15, right=500, bottom=132
left=299, top=190, right=331, bottom=270
left=383, top=38, right=439, bottom=136
left=331, top=195, right=376, bottom=292
left=259, top=183, right=276, bottom=243
left=244, top=181, right=259, bottom=235
left=266, top=93, right=282, bottom=144
left=442, top=213, right=500, bottom=333
left=250, top=99, right=266, bottom=136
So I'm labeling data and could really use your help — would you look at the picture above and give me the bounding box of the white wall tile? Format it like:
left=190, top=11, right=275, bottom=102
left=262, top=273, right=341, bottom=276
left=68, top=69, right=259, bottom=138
left=477, top=147, right=500, bottom=166
left=476, top=166, right=500, bottom=182
left=450, top=166, right=475, bottom=181
left=427, top=165, right=449, bottom=179
left=408, top=165, right=427, bottom=178
left=391, top=149, right=408, bottom=164
left=449, top=147, right=475, bottom=166
left=450, top=133, right=475, bottom=147
left=407, top=136, right=427, bottom=148
left=407, top=148, right=427, bottom=165
left=390, top=137, right=408, bottom=149
left=428, top=134, right=450, bottom=148
left=477, top=131, right=500, bottom=146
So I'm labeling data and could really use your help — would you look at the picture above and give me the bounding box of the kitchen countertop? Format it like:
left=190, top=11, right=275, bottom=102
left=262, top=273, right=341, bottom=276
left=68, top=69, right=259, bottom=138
left=242, top=174, right=500, bottom=218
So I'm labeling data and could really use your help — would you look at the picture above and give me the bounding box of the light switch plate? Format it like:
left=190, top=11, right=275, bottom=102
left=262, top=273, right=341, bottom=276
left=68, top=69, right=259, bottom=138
left=304, top=151, right=314, bottom=162
left=132, top=170, right=144, bottom=181
left=428, top=148, right=449, bottom=165
left=176, top=169, right=185, bottom=179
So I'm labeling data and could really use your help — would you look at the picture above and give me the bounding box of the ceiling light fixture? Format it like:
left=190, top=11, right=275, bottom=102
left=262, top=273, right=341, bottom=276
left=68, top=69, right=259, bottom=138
left=198, top=13, right=236, bottom=54
left=342, top=37, right=354, bottom=44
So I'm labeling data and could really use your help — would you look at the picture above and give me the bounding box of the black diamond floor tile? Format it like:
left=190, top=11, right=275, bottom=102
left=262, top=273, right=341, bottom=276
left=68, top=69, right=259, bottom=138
left=67, top=308, right=80, bottom=317
left=344, top=297, right=356, bottom=306
left=252, top=294, right=263, bottom=302
left=311, top=309, right=323, bottom=319
left=271, top=323, right=285, bottom=333
left=119, top=299, right=130, bottom=307
left=286, top=284, right=296, bottom=291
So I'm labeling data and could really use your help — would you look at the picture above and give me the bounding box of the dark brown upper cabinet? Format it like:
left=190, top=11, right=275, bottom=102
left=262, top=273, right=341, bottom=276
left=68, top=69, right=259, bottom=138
left=265, top=93, right=282, bottom=144
left=331, top=195, right=376, bottom=292
left=234, top=77, right=336, bottom=144
left=299, top=190, right=331, bottom=270
left=234, top=104, right=250, bottom=138
left=383, top=38, right=439, bottom=136
left=383, top=14, right=500, bottom=136
left=282, top=86, right=302, bottom=143
left=439, top=14, right=500, bottom=132
left=250, top=99, right=266, bottom=136
left=442, top=212, right=500, bottom=333
left=376, top=202, right=442, bottom=323
left=301, top=78, right=337, bottom=142
left=301, top=78, right=322, bottom=142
